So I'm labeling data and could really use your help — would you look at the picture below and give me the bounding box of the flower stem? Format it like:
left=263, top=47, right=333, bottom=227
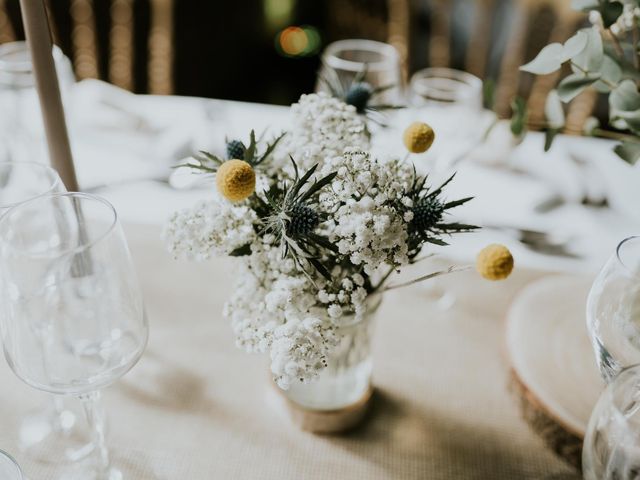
left=79, top=391, right=111, bottom=477
left=383, top=265, right=470, bottom=292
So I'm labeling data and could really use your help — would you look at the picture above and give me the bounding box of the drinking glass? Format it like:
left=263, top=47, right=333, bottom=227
left=587, top=236, right=640, bottom=383
left=0, top=192, right=148, bottom=479
left=583, top=364, right=640, bottom=479
left=0, top=450, right=23, bottom=480
left=317, top=39, right=403, bottom=105
left=408, top=67, right=485, bottom=172
left=0, top=41, right=75, bottom=164
left=0, top=161, right=87, bottom=458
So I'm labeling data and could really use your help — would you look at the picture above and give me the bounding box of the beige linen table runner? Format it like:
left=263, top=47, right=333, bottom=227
left=0, top=224, right=580, bottom=479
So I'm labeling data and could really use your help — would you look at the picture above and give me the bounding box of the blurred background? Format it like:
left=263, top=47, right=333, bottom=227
left=0, top=0, right=600, bottom=133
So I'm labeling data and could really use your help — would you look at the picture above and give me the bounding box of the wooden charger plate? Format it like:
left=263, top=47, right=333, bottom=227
left=505, top=274, right=604, bottom=470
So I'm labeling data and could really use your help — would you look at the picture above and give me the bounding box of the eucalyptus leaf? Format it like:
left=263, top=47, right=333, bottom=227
left=594, top=54, right=623, bottom=93
left=571, top=0, right=599, bottom=10
left=520, top=43, right=565, bottom=74
left=560, top=31, right=589, bottom=61
left=544, top=128, right=562, bottom=152
left=557, top=73, right=600, bottom=102
left=545, top=90, right=566, bottom=129
left=614, top=141, right=640, bottom=165
left=610, top=80, right=640, bottom=131
left=572, top=27, right=604, bottom=73
left=510, top=97, right=528, bottom=137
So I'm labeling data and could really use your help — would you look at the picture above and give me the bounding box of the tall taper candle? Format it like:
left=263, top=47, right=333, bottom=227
left=19, top=0, right=79, bottom=191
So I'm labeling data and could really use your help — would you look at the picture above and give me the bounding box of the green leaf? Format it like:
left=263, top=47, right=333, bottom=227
left=560, top=31, right=589, bottom=61
left=244, top=130, right=257, bottom=163
left=545, top=90, right=566, bottom=128
left=610, top=80, right=640, bottom=132
left=571, top=0, right=599, bottom=10
left=510, top=97, right=528, bottom=137
left=557, top=73, right=600, bottom=102
left=594, top=54, right=623, bottom=93
left=601, top=1, right=624, bottom=28
left=572, top=27, right=604, bottom=73
left=544, top=128, right=562, bottom=152
left=520, top=43, right=565, bottom=74
left=614, top=141, right=640, bottom=165
left=483, top=78, right=496, bottom=110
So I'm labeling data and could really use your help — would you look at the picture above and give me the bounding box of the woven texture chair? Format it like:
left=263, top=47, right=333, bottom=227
left=0, top=0, right=174, bottom=94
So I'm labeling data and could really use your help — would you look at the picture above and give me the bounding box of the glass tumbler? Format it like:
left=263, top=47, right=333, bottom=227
left=317, top=39, right=403, bottom=106
left=408, top=67, right=485, bottom=172
left=587, top=236, right=640, bottom=383
left=583, top=364, right=640, bottom=479
left=0, top=41, right=75, bottom=164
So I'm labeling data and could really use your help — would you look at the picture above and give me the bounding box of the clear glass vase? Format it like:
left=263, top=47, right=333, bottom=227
left=283, top=296, right=382, bottom=411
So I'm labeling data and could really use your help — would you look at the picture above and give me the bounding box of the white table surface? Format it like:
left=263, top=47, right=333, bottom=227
left=57, top=80, right=640, bottom=276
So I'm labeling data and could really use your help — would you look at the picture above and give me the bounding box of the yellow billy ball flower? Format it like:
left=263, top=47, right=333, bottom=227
left=476, top=244, right=514, bottom=281
left=403, top=121, right=435, bottom=153
left=216, top=159, right=256, bottom=202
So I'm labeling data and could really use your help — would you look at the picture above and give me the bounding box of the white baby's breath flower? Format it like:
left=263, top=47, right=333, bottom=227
left=275, top=92, right=369, bottom=172
left=164, top=199, right=257, bottom=260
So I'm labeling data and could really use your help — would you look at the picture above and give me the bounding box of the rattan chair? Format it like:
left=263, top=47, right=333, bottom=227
left=0, top=0, right=174, bottom=94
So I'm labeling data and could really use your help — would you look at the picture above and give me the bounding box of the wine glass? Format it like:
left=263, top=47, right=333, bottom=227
left=317, top=39, right=404, bottom=105
left=0, top=450, right=23, bottom=480
left=583, top=364, right=640, bottom=479
left=587, top=236, right=640, bottom=383
left=0, top=192, right=148, bottom=479
left=0, top=161, right=88, bottom=459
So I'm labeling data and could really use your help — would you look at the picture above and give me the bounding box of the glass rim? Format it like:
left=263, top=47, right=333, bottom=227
left=0, top=161, right=63, bottom=211
left=0, top=41, right=65, bottom=73
left=322, top=39, right=400, bottom=72
left=0, top=449, right=23, bottom=479
left=410, top=67, right=482, bottom=99
left=0, top=191, right=119, bottom=257
left=615, top=235, right=640, bottom=277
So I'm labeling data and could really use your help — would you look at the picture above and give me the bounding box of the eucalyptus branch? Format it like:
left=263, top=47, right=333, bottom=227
left=382, top=265, right=470, bottom=292
left=606, top=28, right=626, bottom=60
left=571, top=61, right=618, bottom=90
left=592, top=128, right=640, bottom=142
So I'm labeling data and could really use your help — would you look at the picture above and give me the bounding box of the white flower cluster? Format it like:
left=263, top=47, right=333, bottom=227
left=321, top=149, right=414, bottom=275
left=277, top=92, right=369, bottom=172
left=223, top=237, right=340, bottom=388
left=164, top=199, right=257, bottom=260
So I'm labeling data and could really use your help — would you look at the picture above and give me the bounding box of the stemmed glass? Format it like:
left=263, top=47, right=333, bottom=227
left=0, top=192, right=148, bottom=479
left=0, top=161, right=87, bottom=458
left=0, top=450, right=23, bottom=480
left=583, top=364, right=640, bottom=479
left=587, top=236, right=640, bottom=383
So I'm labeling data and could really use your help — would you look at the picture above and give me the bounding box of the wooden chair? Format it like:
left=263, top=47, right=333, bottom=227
left=0, top=0, right=174, bottom=94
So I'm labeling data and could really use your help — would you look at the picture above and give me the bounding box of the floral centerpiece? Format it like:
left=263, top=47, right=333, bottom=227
left=164, top=92, right=512, bottom=430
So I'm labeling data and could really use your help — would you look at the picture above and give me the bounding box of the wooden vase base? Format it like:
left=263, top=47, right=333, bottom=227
left=273, top=385, right=374, bottom=434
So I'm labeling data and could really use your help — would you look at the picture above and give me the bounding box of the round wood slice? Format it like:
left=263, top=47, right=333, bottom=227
left=506, top=275, right=604, bottom=470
